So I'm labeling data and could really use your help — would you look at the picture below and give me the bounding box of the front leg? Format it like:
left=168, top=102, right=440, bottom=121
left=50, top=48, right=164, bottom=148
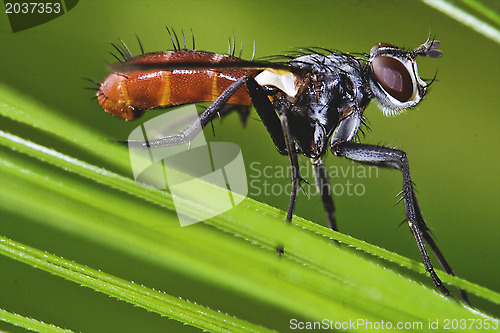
left=126, top=76, right=251, bottom=148
left=331, top=141, right=468, bottom=301
left=311, top=158, right=337, bottom=231
left=279, top=109, right=301, bottom=222
left=127, top=75, right=288, bottom=152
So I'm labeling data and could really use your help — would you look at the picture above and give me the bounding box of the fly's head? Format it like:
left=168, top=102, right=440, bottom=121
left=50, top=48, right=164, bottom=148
left=368, top=38, right=442, bottom=116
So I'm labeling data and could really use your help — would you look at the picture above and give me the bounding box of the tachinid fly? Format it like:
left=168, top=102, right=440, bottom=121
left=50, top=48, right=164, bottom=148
left=94, top=30, right=468, bottom=304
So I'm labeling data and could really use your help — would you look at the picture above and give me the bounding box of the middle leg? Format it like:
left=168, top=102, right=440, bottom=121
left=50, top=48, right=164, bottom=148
left=279, top=109, right=301, bottom=222
left=331, top=141, right=453, bottom=297
left=311, top=158, right=337, bottom=231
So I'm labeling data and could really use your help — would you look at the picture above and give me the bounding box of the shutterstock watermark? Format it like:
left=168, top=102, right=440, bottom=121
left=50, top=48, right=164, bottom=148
left=128, top=105, right=247, bottom=226
left=248, top=161, right=378, bottom=198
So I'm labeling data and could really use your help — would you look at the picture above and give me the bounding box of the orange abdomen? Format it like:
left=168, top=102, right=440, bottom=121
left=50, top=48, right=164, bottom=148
left=97, top=50, right=260, bottom=120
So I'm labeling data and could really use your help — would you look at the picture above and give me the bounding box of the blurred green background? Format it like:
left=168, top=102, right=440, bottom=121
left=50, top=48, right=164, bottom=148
left=1, top=0, right=499, bottom=331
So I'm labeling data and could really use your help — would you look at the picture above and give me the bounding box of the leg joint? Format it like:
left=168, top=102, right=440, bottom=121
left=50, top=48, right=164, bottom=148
left=330, top=140, right=345, bottom=156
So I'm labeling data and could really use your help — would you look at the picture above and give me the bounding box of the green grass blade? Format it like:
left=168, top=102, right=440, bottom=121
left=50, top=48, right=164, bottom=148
left=1, top=82, right=499, bottom=331
left=459, top=0, right=500, bottom=25
left=421, top=0, right=500, bottom=43
left=0, top=308, right=74, bottom=333
left=1, top=129, right=499, bottom=307
left=0, top=82, right=129, bottom=174
left=1, top=135, right=498, bottom=330
left=0, top=237, right=273, bottom=333
left=291, top=218, right=500, bottom=305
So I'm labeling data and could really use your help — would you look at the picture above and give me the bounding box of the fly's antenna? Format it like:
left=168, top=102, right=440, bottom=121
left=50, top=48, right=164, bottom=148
left=166, top=26, right=178, bottom=51
left=252, top=40, right=256, bottom=61
left=135, top=34, right=144, bottom=55
left=412, top=33, right=442, bottom=58
left=190, top=28, right=195, bottom=50
left=239, top=42, right=243, bottom=58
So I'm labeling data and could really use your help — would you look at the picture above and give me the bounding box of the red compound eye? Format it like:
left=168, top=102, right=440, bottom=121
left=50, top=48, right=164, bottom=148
left=371, top=56, right=413, bottom=102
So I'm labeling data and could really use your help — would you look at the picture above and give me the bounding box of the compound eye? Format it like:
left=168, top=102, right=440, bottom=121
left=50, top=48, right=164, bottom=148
left=371, top=56, right=413, bottom=102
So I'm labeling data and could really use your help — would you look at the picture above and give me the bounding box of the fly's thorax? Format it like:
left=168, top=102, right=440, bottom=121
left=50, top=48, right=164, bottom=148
left=294, top=54, right=368, bottom=132
left=262, top=53, right=369, bottom=158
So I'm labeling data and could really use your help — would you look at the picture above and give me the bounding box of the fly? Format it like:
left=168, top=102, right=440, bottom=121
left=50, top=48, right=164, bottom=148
left=94, top=30, right=469, bottom=304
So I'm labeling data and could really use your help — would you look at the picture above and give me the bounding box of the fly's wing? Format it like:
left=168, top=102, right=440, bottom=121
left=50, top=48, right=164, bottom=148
left=109, top=50, right=293, bottom=74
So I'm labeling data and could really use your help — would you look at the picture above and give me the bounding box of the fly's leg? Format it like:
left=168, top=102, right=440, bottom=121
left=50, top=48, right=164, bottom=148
left=127, top=76, right=250, bottom=148
left=420, top=214, right=471, bottom=304
left=279, top=109, right=301, bottom=222
left=127, top=76, right=288, bottom=153
left=125, top=74, right=300, bottom=251
left=400, top=181, right=469, bottom=303
left=311, top=158, right=337, bottom=231
left=126, top=74, right=294, bottom=220
left=331, top=141, right=468, bottom=300
left=245, top=77, right=287, bottom=153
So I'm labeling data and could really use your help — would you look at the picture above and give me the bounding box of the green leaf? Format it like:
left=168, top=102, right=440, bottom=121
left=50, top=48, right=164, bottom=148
left=0, top=237, right=272, bottom=333
left=420, top=0, right=500, bottom=44
left=0, top=308, right=74, bottom=333
left=1, top=81, right=498, bottom=332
